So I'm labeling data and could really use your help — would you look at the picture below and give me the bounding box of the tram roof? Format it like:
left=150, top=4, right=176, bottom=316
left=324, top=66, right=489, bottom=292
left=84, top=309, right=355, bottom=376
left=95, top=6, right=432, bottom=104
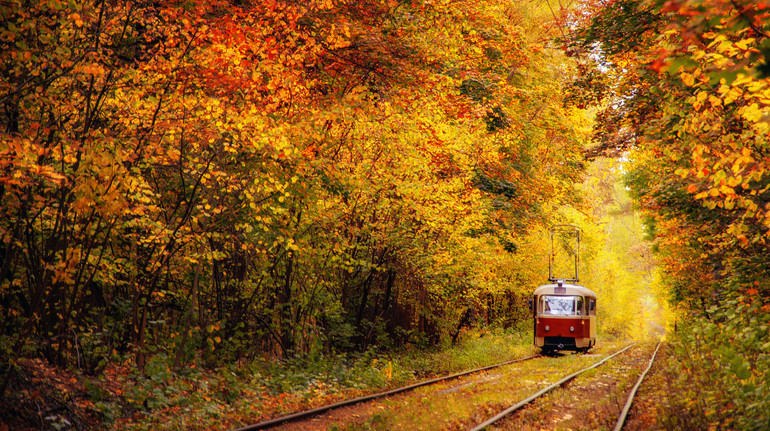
left=534, top=282, right=596, bottom=298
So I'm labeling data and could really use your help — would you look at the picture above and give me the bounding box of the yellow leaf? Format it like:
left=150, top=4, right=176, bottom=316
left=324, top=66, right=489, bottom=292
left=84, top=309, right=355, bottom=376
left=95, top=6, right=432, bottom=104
left=742, top=103, right=763, bottom=122
left=735, top=39, right=755, bottom=50
left=733, top=74, right=754, bottom=87
left=681, top=72, right=695, bottom=87
left=724, top=87, right=743, bottom=105
left=720, top=185, right=735, bottom=195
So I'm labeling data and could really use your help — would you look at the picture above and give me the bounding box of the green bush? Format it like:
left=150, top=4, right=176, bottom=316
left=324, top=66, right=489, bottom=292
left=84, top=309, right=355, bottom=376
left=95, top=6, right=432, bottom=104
left=661, top=295, right=770, bottom=430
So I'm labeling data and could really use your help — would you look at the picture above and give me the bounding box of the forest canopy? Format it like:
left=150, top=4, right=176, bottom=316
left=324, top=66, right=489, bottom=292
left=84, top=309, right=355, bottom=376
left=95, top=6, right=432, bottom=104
left=1, top=0, right=597, bottom=380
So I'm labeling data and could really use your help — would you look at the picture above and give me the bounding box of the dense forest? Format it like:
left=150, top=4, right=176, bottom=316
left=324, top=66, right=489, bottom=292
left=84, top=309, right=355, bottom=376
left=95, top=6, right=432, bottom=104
left=0, top=0, right=593, bottom=372
left=1, top=0, right=768, bottom=429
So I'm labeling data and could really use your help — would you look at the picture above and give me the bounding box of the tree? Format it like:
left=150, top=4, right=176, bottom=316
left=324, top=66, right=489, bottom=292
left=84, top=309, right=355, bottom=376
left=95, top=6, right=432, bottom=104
left=1, top=0, right=596, bottom=392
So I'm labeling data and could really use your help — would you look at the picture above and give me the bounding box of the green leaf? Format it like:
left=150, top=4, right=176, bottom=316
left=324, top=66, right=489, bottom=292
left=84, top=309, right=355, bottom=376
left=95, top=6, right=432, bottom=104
left=730, top=356, right=751, bottom=380
left=707, top=70, right=739, bottom=85
left=666, top=57, right=700, bottom=74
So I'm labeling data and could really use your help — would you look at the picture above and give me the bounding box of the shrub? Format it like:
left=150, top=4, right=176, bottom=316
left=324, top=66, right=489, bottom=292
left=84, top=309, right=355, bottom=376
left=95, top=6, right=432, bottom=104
left=659, top=295, right=770, bottom=430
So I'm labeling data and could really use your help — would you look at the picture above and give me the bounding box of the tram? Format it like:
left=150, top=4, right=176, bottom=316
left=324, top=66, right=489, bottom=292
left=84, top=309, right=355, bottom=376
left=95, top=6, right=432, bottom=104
left=532, top=280, right=596, bottom=352
left=532, top=225, right=596, bottom=352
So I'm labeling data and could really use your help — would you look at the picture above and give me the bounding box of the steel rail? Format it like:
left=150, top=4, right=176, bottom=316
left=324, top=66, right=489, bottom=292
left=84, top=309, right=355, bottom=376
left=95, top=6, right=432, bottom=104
left=469, top=343, right=637, bottom=431
left=613, top=341, right=662, bottom=431
left=230, top=353, right=541, bottom=431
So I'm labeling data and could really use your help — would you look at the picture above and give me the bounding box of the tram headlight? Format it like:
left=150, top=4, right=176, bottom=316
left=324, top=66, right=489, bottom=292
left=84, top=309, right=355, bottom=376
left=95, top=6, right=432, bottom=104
left=569, top=326, right=575, bottom=332
left=545, top=325, right=550, bottom=332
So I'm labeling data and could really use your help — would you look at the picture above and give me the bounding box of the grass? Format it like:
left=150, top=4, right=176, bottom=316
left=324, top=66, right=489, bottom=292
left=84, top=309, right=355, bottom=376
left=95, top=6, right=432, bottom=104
left=328, top=341, right=630, bottom=430
left=109, top=327, right=538, bottom=430
left=5, top=329, right=640, bottom=430
left=2, top=327, right=540, bottom=431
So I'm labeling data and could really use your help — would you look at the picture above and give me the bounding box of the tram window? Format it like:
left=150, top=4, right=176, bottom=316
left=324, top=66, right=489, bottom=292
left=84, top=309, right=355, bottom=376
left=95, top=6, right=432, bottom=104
left=589, top=299, right=596, bottom=315
left=540, top=295, right=583, bottom=316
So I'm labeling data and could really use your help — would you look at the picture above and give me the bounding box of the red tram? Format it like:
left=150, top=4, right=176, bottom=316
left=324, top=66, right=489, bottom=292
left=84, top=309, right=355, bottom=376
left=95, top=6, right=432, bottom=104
left=532, top=225, right=596, bottom=352
left=532, top=280, right=596, bottom=352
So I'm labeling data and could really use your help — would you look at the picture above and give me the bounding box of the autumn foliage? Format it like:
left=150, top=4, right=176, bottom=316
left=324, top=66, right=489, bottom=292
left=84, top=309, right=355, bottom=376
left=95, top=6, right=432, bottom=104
left=573, top=0, right=770, bottom=428
left=0, top=0, right=597, bottom=405
left=574, top=0, right=770, bottom=301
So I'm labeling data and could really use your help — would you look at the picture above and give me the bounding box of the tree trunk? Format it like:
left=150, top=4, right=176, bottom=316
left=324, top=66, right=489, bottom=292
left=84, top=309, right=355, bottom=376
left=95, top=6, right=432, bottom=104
left=173, top=262, right=201, bottom=369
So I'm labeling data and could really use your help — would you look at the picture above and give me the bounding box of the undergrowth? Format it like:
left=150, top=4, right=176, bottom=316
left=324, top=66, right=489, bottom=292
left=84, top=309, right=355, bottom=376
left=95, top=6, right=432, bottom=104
left=655, top=295, right=770, bottom=431
left=122, top=327, right=535, bottom=430
left=2, top=327, right=535, bottom=430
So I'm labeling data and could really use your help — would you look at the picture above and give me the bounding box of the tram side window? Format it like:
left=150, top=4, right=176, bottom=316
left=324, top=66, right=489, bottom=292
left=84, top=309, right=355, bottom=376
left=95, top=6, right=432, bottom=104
left=541, top=295, right=583, bottom=316
left=589, top=299, right=596, bottom=315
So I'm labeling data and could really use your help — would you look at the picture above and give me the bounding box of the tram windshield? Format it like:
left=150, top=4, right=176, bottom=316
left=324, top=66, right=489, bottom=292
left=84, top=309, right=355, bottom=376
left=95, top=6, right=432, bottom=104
left=541, top=295, right=583, bottom=315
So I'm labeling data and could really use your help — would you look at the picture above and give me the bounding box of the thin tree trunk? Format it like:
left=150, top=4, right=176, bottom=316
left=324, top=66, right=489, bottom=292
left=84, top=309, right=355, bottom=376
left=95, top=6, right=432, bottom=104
left=173, top=261, right=201, bottom=369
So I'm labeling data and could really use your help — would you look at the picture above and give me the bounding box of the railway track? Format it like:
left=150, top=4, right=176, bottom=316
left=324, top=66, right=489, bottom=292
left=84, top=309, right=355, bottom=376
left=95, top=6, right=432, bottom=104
left=613, top=342, right=662, bottom=431
left=471, top=342, right=662, bottom=431
left=231, top=342, right=662, bottom=431
left=231, top=353, right=542, bottom=431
